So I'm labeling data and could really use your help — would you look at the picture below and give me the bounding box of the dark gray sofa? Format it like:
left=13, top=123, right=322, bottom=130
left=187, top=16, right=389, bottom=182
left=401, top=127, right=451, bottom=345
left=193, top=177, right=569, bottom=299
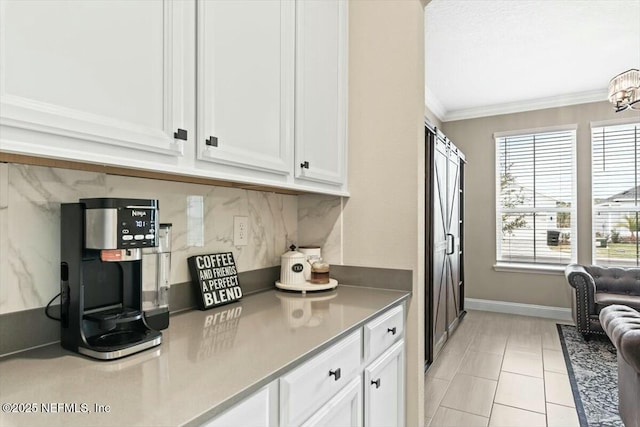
left=600, top=305, right=640, bottom=427
left=565, top=264, right=640, bottom=338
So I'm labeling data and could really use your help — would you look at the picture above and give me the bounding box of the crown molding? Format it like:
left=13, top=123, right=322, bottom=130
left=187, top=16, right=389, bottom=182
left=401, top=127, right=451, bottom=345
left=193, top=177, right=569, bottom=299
left=424, top=87, right=446, bottom=122
left=425, top=87, right=610, bottom=123
left=441, top=89, right=609, bottom=122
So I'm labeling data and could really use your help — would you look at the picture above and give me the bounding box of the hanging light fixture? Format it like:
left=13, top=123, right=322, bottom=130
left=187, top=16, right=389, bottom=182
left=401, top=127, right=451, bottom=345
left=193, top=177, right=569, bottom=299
left=608, top=69, right=640, bottom=112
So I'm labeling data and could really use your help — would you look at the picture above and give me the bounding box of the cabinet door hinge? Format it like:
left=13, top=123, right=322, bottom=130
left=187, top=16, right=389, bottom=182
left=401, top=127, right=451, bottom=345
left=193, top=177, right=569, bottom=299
left=173, top=128, right=188, bottom=141
left=206, top=136, right=218, bottom=147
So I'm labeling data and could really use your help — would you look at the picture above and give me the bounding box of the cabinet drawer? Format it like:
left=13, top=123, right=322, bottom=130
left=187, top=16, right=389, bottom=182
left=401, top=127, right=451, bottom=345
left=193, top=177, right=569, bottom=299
left=280, top=330, right=361, bottom=427
left=364, top=304, right=404, bottom=363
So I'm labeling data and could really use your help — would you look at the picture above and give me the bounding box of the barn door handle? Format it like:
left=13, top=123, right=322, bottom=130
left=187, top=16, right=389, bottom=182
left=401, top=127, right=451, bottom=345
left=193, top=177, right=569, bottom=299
left=447, top=233, right=454, bottom=255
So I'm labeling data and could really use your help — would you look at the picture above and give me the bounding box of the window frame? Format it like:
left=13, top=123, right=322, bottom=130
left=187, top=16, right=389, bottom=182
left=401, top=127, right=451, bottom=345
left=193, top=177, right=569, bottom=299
left=494, top=124, right=578, bottom=271
left=590, top=119, right=640, bottom=267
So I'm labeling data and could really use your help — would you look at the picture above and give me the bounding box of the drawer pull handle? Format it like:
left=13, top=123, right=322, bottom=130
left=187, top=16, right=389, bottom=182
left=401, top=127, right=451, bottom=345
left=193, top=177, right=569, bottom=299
left=206, top=136, right=218, bottom=147
left=173, top=128, right=188, bottom=141
left=387, top=327, right=397, bottom=335
left=329, top=368, right=341, bottom=381
left=371, top=378, right=381, bottom=389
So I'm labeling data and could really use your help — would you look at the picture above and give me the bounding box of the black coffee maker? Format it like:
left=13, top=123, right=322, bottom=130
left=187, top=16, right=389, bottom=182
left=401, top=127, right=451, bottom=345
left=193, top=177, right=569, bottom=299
left=60, top=198, right=162, bottom=360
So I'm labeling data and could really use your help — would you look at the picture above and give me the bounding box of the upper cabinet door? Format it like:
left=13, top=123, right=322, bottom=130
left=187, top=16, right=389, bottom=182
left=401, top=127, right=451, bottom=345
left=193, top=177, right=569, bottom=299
left=294, top=0, right=348, bottom=186
left=0, top=0, right=185, bottom=157
left=197, top=0, right=294, bottom=176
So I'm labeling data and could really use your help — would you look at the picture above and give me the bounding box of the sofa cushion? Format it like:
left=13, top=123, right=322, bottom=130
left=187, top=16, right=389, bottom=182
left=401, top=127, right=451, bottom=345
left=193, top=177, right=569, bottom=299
left=596, top=292, right=640, bottom=311
left=600, top=305, right=640, bottom=427
left=586, top=266, right=640, bottom=296
left=600, top=305, right=640, bottom=373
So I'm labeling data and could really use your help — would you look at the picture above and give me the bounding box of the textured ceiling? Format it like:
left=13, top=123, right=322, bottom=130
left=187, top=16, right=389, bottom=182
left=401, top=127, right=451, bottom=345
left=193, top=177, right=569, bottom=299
left=425, top=0, right=640, bottom=121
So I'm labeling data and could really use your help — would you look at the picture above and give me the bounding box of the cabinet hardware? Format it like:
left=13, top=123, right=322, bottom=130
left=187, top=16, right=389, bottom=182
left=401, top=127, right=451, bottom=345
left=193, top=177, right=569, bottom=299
left=206, top=136, right=218, bottom=147
left=173, top=128, right=188, bottom=141
left=300, top=161, right=310, bottom=169
left=328, top=368, right=341, bottom=381
left=387, top=327, right=397, bottom=335
left=371, top=378, right=381, bottom=389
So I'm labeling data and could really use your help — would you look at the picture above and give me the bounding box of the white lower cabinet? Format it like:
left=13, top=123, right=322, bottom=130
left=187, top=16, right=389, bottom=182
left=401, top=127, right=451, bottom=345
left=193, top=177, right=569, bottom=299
left=204, top=304, right=405, bottom=427
left=280, top=330, right=362, bottom=427
left=204, top=382, right=278, bottom=427
left=300, top=377, right=362, bottom=427
left=364, top=340, right=405, bottom=427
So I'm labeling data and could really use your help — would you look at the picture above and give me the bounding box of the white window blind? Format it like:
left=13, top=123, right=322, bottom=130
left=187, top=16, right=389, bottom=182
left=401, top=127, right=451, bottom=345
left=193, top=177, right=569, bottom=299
left=592, top=122, right=640, bottom=267
left=495, top=129, right=576, bottom=265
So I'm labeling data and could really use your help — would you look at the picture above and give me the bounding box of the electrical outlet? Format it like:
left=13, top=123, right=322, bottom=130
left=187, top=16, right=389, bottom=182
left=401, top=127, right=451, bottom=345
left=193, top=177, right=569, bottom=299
left=233, top=216, right=248, bottom=246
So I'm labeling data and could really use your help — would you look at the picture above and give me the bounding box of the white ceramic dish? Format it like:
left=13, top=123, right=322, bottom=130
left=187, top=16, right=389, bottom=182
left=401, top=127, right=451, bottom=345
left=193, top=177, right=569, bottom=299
left=275, top=278, right=338, bottom=293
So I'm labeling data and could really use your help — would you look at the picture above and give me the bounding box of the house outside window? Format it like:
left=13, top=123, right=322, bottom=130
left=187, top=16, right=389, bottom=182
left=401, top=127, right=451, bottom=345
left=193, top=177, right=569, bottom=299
left=592, top=122, right=640, bottom=267
left=495, top=126, right=577, bottom=267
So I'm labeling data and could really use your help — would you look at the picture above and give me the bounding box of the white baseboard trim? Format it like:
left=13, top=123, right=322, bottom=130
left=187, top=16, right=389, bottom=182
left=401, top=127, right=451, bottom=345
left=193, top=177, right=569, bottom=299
left=465, top=298, right=572, bottom=322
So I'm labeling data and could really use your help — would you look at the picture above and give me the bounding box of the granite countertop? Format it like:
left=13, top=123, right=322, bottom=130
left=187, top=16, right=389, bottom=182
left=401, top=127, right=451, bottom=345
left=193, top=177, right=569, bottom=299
left=0, top=285, right=409, bottom=427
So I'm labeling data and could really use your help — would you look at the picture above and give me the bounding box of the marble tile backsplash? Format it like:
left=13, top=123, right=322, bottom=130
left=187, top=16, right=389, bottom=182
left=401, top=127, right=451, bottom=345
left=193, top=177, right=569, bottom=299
left=297, top=194, right=343, bottom=265
left=0, top=163, right=308, bottom=315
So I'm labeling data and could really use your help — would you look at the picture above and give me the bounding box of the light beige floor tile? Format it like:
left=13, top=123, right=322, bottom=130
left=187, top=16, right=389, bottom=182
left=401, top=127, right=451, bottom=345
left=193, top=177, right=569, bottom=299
left=542, top=329, right=562, bottom=350
left=544, top=371, right=575, bottom=407
left=425, top=377, right=450, bottom=419
left=469, top=334, right=508, bottom=355
left=427, top=348, right=466, bottom=381
left=478, top=316, right=512, bottom=335
left=431, top=406, right=489, bottom=427
left=494, top=371, right=546, bottom=413
left=443, top=332, right=473, bottom=354
left=543, top=348, right=567, bottom=374
left=502, top=348, right=543, bottom=378
left=489, top=403, right=547, bottom=427
left=440, top=373, right=497, bottom=417
left=506, top=333, right=542, bottom=353
left=425, top=417, right=432, bottom=427
left=458, top=350, right=503, bottom=380
left=546, top=402, right=580, bottom=427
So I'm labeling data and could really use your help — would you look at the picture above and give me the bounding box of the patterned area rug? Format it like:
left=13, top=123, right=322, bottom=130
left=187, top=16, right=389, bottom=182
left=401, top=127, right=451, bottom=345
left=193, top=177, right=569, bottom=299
left=557, top=324, right=622, bottom=427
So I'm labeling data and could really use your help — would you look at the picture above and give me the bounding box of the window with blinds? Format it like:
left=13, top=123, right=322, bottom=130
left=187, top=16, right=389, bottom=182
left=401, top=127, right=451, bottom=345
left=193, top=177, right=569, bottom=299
left=592, top=122, right=640, bottom=267
left=495, top=128, right=576, bottom=265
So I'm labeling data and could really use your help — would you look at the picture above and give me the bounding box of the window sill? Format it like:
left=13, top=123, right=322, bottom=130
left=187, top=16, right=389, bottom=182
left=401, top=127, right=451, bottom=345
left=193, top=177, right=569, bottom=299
left=493, top=262, right=566, bottom=275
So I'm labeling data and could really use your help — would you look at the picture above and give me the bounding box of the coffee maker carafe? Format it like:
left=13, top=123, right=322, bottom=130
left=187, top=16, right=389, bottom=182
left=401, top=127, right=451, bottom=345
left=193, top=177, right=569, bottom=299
left=60, top=198, right=162, bottom=360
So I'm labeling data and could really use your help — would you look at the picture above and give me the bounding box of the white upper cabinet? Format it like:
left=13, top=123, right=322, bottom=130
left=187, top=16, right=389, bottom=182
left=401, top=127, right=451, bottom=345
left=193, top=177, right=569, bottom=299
left=0, top=0, right=186, bottom=160
left=0, top=0, right=348, bottom=196
left=196, top=0, right=295, bottom=176
left=294, top=0, right=348, bottom=187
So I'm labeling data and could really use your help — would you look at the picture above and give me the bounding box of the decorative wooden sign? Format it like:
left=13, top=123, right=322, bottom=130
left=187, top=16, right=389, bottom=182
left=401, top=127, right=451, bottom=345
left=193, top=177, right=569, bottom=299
left=188, top=252, right=243, bottom=310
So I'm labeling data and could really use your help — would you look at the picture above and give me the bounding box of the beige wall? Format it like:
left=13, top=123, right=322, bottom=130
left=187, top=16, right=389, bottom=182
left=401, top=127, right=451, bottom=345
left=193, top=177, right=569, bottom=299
left=348, top=1, right=426, bottom=425
left=442, top=101, right=639, bottom=308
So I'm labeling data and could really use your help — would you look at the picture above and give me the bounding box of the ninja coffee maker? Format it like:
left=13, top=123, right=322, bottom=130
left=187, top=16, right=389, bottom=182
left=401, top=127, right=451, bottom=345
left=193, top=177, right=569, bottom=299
left=60, top=198, right=162, bottom=360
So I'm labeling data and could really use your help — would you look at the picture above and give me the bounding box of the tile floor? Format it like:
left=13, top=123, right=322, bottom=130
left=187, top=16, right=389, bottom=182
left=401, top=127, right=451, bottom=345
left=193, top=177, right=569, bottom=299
left=425, top=310, right=580, bottom=427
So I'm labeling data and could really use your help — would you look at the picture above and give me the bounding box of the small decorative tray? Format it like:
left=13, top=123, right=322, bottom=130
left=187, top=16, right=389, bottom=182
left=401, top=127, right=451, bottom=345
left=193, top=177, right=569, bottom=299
left=275, top=278, right=338, bottom=293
